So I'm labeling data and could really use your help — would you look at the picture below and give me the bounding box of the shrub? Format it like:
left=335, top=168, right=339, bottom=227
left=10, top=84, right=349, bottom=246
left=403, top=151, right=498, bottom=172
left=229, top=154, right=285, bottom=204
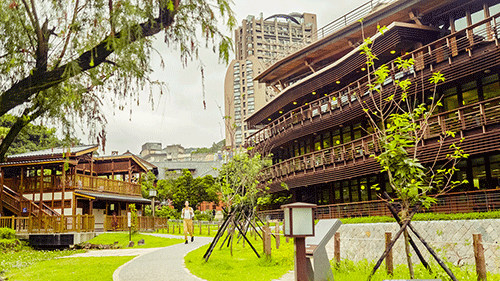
left=194, top=210, right=214, bottom=221
left=156, top=206, right=180, bottom=219
left=0, top=227, right=16, bottom=239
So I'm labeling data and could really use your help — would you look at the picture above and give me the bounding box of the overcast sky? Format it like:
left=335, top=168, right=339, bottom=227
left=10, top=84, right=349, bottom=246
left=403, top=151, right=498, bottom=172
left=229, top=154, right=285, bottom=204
left=88, top=0, right=368, bottom=155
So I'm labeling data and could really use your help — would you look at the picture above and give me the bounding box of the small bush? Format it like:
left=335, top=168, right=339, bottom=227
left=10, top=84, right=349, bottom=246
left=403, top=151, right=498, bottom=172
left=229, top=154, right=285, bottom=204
left=0, top=238, right=23, bottom=250
left=194, top=210, right=214, bottom=221
left=0, top=227, right=16, bottom=239
left=156, top=206, right=180, bottom=219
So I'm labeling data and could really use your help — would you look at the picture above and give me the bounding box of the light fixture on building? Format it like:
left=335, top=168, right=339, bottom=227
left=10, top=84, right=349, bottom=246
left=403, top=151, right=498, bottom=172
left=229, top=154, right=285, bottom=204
left=312, top=91, right=316, bottom=95
left=336, top=81, right=340, bottom=84
left=305, top=102, right=308, bottom=105
left=390, top=50, right=396, bottom=54
left=279, top=110, right=283, bottom=114
left=268, top=118, right=272, bottom=121
left=361, top=67, right=366, bottom=71
left=293, top=101, right=297, bottom=105
left=485, top=69, right=491, bottom=74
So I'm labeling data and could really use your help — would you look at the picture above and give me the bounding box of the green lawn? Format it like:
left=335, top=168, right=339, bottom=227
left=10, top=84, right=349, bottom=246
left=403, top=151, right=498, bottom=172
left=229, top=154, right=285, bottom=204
left=185, top=234, right=294, bottom=281
left=5, top=256, right=134, bottom=281
left=332, top=259, right=500, bottom=281
left=86, top=232, right=184, bottom=248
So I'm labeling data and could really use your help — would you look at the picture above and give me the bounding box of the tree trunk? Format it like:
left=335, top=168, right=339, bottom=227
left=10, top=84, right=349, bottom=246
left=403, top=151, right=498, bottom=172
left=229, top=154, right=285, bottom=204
left=404, top=228, right=415, bottom=279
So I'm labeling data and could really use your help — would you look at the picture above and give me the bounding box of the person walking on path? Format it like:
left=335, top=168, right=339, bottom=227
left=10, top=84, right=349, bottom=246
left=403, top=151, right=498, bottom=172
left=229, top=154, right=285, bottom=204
left=181, top=200, right=195, bottom=244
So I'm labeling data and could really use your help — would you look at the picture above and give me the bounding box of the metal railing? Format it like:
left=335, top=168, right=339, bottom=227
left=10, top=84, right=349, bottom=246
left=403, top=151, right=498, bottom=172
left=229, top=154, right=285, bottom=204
left=247, top=12, right=500, bottom=148
left=258, top=189, right=500, bottom=220
left=0, top=215, right=94, bottom=233
left=266, top=0, right=396, bottom=67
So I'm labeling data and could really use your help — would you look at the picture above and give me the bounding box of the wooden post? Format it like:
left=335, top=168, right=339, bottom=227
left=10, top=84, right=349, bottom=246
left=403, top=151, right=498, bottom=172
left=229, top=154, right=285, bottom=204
left=199, top=221, right=202, bottom=235
left=263, top=223, right=271, bottom=257
left=39, top=165, right=44, bottom=218
left=385, top=232, right=394, bottom=275
left=334, top=232, right=341, bottom=264
left=275, top=222, right=280, bottom=249
left=0, top=168, right=3, bottom=216
left=208, top=223, right=210, bottom=236
left=473, top=234, right=487, bottom=281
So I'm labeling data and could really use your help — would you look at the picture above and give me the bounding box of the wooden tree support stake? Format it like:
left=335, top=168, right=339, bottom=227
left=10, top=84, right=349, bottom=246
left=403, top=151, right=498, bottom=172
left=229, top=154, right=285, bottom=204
left=473, top=233, right=487, bottom=281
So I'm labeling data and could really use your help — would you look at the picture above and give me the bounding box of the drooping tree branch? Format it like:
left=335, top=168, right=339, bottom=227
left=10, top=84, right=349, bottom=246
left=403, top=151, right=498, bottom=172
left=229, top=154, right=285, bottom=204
left=0, top=2, right=179, bottom=117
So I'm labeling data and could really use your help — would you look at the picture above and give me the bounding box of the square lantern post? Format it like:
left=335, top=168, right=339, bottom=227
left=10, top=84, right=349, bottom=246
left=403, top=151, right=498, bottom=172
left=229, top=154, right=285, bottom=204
left=281, top=202, right=317, bottom=281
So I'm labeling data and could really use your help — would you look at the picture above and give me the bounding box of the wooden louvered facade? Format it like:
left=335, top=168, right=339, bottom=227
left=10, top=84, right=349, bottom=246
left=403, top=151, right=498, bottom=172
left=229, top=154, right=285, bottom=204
left=246, top=0, right=500, bottom=217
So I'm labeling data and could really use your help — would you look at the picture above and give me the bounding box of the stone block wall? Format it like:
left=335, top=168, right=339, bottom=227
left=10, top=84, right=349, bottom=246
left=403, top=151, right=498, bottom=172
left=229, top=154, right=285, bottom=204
left=324, top=219, right=500, bottom=274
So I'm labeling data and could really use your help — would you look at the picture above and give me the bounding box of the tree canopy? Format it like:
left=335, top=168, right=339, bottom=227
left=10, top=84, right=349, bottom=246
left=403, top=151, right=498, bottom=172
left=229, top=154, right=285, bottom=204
left=0, top=114, right=81, bottom=156
left=0, top=0, right=235, bottom=160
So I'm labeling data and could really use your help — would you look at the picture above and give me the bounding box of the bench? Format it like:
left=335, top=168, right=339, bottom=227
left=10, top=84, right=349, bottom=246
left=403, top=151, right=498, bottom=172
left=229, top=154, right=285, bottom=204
left=305, top=219, right=342, bottom=281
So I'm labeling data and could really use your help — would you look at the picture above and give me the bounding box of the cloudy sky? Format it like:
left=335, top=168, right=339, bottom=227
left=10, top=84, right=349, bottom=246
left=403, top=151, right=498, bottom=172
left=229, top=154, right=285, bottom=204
left=90, top=0, right=368, bottom=155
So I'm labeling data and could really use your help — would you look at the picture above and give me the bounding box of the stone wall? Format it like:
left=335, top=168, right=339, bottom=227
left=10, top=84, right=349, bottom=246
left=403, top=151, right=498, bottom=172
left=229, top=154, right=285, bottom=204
left=324, top=219, right=500, bottom=274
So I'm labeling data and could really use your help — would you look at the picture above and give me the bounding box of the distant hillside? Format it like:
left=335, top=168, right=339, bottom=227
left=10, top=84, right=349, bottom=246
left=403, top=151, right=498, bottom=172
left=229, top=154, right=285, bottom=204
left=190, top=139, right=225, bottom=154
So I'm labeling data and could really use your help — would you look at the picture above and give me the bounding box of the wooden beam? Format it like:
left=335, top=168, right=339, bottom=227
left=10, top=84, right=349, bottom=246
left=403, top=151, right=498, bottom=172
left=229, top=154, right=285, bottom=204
left=409, top=10, right=422, bottom=25
left=39, top=165, right=44, bottom=218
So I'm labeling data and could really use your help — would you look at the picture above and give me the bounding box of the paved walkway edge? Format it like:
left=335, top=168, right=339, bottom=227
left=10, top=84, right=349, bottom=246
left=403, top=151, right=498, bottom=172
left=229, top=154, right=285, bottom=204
left=112, top=248, right=163, bottom=281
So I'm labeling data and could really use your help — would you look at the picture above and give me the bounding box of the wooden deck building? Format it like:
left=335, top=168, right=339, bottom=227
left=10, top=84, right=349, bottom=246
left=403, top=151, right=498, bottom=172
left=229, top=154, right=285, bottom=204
left=0, top=145, right=153, bottom=234
left=246, top=0, right=500, bottom=218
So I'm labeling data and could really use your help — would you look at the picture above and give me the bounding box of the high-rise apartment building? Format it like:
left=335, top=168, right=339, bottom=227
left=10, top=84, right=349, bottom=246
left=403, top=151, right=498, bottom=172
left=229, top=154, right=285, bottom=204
left=224, top=13, right=317, bottom=147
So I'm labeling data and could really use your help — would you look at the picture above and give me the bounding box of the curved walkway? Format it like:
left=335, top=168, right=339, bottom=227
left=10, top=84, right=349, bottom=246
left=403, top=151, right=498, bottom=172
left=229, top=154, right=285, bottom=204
left=114, top=234, right=212, bottom=281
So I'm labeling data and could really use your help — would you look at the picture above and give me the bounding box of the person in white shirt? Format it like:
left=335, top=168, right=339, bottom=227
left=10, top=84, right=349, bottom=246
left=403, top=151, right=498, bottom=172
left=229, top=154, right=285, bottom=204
left=181, top=200, right=195, bottom=244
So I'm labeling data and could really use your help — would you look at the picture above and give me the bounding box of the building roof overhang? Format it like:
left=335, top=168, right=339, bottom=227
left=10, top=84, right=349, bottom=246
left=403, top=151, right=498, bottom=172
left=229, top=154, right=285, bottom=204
left=253, top=0, right=458, bottom=86
left=246, top=22, right=440, bottom=126
left=75, top=190, right=151, bottom=204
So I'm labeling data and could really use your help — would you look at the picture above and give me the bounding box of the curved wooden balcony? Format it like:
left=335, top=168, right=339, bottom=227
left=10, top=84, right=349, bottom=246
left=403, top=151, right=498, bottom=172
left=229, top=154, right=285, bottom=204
left=247, top=12, right=500, bottom=150
left=261, top=97, right=500, bottom=192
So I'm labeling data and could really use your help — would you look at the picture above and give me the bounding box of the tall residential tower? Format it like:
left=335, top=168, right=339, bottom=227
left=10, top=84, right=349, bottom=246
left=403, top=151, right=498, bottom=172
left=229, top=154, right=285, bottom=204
left=224, top=13, right=317, bottom=147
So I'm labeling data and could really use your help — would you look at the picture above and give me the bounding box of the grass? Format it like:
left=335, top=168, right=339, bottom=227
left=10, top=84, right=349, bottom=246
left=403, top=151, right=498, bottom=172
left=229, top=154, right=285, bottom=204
left=185, top=234, right=294, bottom=281
left=86, top=232, right=184, bottom=248
left=5, top=256, right=134, bottom=281
left=0, top=243, right=84, bottom=277
left=332, top=259, right=500, bottom=281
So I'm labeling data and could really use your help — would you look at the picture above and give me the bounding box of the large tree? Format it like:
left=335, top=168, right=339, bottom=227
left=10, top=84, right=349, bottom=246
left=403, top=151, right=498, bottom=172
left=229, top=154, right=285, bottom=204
left=0, top=0, right=235, bottom=160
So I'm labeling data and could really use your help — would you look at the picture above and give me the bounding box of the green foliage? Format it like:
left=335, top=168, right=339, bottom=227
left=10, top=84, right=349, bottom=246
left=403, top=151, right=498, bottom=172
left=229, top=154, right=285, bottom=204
left=0, top=114, right=80, bottom=156
left=0, top=0, right=235, bottom=160
left=140, top=171, right=157, bottom=198
left=0, top=227, right=16, bottom=239
left=128, top=204, right=139, bottom=233
left=193, top=209, right=215, bottom=221
left=163, top=170, right=219, bottom=210
left=359, top=28, right=467, bottom=216
left=216, top=149, right=272, bottom=208
left=156, top=205, right=180, bottom=219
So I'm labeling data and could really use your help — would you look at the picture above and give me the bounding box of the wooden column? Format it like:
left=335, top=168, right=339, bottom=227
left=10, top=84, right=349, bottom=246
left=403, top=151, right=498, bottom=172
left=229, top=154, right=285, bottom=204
left=450, top=16, right=458, bottom=57
left=128, top=159, right=132, bottom=182
left=61, top=163, right=66, bottom=216
left=0, top=168, right=3, bottom=216
left=72, top=192, right=76, bottom=217
left=39, top=166, right=44, bottom=218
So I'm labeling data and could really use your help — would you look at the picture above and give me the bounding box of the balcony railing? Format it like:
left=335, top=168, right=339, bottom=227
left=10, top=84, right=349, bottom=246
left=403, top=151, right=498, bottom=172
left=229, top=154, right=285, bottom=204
left=74, top=175, right=141, bottom=196
left=257, top=189, right=500, bottom=220
left=247, top=11, right=500, bottom=148
left=0, top=215, right=95, bottom=233
left=261, top=96, right=500, bottom=183
left=266, top=0, right=397, bottom=67
left=3, top=174, right=141, bottom=197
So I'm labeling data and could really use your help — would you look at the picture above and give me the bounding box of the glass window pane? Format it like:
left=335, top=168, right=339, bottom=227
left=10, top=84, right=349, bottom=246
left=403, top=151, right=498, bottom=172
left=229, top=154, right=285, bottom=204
left=471, top=157, right=487, bottom=189
left=360, top=178, right=368, bottom=201
left=342, top=181, right=350, bottom=203
left=322, top=132, right=331, bottom=149
left=350, top=180, right=359, bottom=202
left=483, top=82, right=500, bottom=101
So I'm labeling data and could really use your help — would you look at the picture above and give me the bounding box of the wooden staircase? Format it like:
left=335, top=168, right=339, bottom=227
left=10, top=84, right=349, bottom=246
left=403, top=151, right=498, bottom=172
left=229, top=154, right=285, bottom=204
left=1, top=185, right=60, bottom=217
